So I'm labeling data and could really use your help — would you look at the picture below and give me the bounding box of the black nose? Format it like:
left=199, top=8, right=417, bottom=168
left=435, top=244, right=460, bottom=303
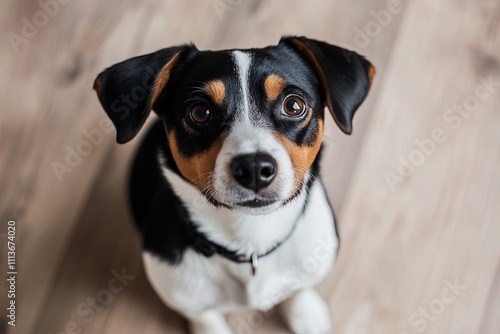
left=230, top=154, right=277, bottom=191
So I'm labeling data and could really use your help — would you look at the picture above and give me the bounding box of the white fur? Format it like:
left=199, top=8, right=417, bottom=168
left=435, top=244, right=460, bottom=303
left=161, top=166, right=300, bottom=256
left=280, top=288, right=333, bottom=334
left=143, top=179, right=338, bottom=333
left=232, top=51, right=252, bottom=122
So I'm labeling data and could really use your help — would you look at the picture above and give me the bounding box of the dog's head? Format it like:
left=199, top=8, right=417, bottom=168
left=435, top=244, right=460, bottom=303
left=94, top=36, right=374, bottom=214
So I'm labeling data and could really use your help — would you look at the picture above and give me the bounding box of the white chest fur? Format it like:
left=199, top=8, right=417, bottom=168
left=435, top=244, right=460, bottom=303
left=142, top=181, right=338, bottom=317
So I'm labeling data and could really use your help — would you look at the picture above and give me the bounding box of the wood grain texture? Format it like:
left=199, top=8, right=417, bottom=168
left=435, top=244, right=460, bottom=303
left=1, top=0, right=499, bottom=333
left=330, top=0, right=500, bottom=333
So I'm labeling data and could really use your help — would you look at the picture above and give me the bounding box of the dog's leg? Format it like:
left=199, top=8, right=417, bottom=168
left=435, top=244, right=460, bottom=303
left=279, top=288, right=332, bottom=334
left=187, top=310, right=233, bottom=334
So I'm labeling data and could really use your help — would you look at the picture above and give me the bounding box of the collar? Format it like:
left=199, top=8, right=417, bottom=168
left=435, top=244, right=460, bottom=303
left=175, top=200, right=299, bottom=276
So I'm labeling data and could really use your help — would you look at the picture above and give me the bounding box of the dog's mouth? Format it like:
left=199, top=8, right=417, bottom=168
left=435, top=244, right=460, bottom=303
left=235, top=185, right=304, bottom=210
left=236, top=198, right=278, bottom=208
left=202, top=183, right=305, bottom=212
left=200, top=189, right=278, bottom=210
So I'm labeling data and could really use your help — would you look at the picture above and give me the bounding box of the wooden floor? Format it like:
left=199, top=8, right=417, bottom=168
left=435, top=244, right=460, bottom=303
left=1, top=0, right=499, bottom=333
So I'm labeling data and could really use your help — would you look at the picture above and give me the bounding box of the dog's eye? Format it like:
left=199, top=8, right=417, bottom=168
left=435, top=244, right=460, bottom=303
left=188, top=104, right=212, bottom=124
left=282, top=95, right=306, bottom=117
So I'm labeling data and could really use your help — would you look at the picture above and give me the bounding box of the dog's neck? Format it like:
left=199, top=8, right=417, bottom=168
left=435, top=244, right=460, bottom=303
left=160, top=163, right=307, bottom=257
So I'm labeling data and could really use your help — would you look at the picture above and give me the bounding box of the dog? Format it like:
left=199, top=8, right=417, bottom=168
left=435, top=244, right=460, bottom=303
left=93, top=36, right=374, bottom=334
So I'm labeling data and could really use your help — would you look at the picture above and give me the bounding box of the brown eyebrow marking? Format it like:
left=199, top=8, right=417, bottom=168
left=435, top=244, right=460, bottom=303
left=204, top=80, right=226, bottom=105
left=264, top=74, right=286, bottom=100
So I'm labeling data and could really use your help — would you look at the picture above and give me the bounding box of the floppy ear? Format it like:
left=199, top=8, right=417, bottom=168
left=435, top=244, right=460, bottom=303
left=280, top=36, right=375, bottom=134
left=93, top=45, right=195, bottom=143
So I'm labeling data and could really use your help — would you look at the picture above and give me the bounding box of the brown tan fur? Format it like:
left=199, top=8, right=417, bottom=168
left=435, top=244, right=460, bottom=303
left=274, top=119, right=324, bottom=194
left=167, top=131, right=223, bottom=190
left=204, top=80, right=226, bottom=105
left=368, top=65, right=376, bottom=87
left=263, top=74, right=285, bottom=100
left=300, top=107, right=313, bottom=128
left=93, top=76, right=102, bottom=95
left=149, top=51, right=184, bottom=108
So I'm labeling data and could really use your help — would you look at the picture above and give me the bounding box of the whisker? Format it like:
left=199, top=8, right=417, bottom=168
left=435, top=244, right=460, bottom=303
left=174, top=172, right=214, bottom=197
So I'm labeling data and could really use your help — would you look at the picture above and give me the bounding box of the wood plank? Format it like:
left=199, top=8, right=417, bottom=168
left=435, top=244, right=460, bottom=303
left=330, top=0, right=500, bottom=333
left=478, top=260, right=500, bottom=333
left=1, top=0, right=125, bottom=331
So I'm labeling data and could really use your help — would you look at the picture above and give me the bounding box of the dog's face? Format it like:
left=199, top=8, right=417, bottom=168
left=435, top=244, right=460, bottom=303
left=94, top=36, right=374, bottom=214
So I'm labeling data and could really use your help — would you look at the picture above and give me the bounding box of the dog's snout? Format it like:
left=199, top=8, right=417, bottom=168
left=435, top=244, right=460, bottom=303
left=230, top=154, right=277, bottom=191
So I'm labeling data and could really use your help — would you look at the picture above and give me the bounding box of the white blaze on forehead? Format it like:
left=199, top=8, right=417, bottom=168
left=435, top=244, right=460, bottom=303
left=225, top=51, right=292, bottom=180
left=231, top=50, right=252, bottom=122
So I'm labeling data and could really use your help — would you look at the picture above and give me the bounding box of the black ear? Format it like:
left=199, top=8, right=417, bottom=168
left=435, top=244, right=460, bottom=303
left=280, top=36, right=375, bottom=134
left=93, top=45, right=195, bottom=143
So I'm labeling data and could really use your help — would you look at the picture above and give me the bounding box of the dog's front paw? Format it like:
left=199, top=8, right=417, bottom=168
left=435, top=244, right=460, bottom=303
left=188, top=311, right=233, bottom=334
left=280, top=288, right=332, bottom=334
